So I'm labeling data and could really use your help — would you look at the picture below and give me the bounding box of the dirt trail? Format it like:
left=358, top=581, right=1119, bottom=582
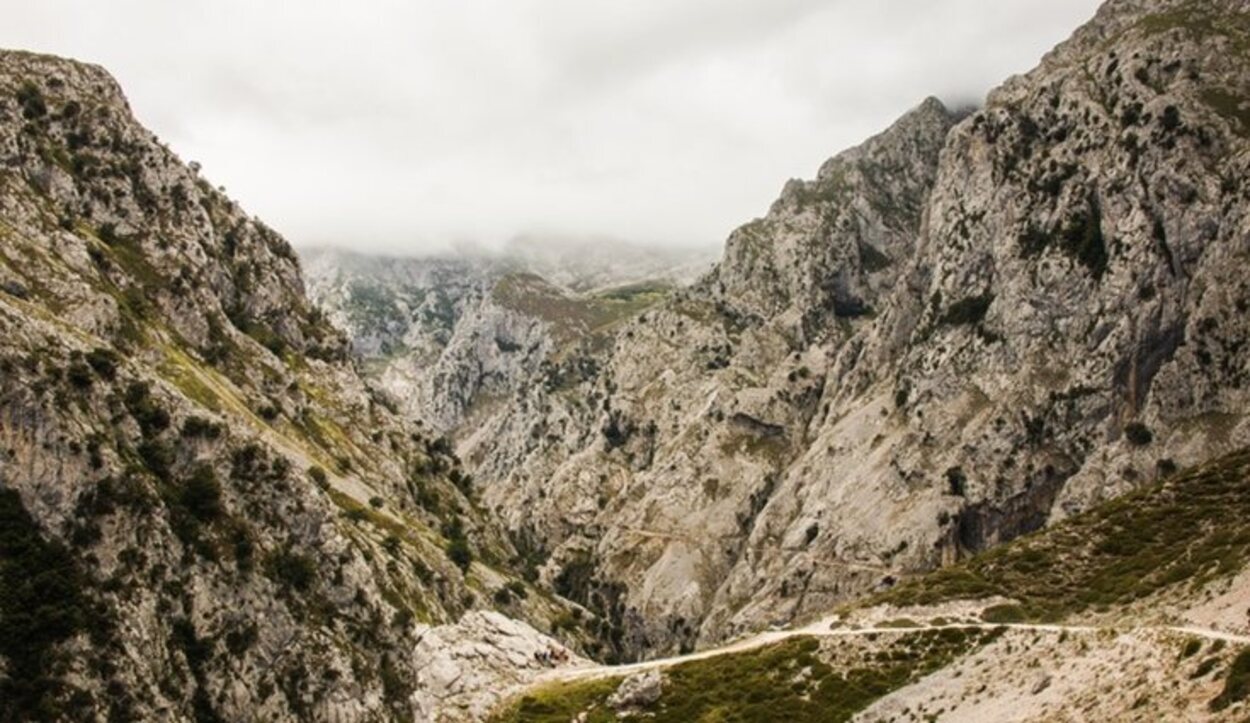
left=536, top=619, right=1250, bottom=685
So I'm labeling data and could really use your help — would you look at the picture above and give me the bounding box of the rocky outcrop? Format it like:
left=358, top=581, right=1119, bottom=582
left=432, top=0, right=1250, bottom=662
left=606, top=670, right=666, bottom=715
left=410, top=611, right=586, bottom=722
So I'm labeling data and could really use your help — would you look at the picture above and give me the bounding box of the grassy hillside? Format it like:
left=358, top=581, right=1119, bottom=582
left=0, top=51, right=584, bottom=720
left=878, top=448, right=1250, bottom=621
left=491, top=273, right=671, bottom=343
left=491, top=628, right=1001, bottom=723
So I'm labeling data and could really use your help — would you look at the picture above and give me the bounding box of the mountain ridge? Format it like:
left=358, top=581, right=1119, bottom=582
left=322, top=0, right=1250, bottom=667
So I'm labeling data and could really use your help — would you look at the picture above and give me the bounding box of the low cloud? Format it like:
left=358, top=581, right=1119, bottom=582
left=3, top=0, right=1101, bottom=253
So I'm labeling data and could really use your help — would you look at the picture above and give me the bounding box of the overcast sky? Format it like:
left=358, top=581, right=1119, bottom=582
left=4, top=0, right=1101, bottom=254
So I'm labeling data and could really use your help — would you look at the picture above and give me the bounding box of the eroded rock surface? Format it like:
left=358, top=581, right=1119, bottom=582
left=410, top=611, right=587, bottom=722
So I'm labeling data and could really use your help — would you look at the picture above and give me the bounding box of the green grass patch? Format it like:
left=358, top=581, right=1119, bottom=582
left=492, top=629, right=999, bottom=722
left=876, top=449, right=1250, bottom=621
left=494, top=677, right=622, bottom=723
left=491, top=273, right=670, bottom=343
left=157, top=345, right=223, bottom=412
left=1135, top=4, right=1250, bottom=62
left=1211, top=650, right=1250, bottom=711
left=1201, top=88, right=1250, bottom=139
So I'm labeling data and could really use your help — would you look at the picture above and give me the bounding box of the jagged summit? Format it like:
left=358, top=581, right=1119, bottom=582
left=712, top=93, right=958, bottom=326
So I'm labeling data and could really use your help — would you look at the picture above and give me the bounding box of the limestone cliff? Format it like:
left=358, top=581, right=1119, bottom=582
left=0, top=49, right=580, bottom=721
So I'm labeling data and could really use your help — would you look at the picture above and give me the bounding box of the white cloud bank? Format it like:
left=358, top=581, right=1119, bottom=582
left=2, top=0, right=1102, bottom=253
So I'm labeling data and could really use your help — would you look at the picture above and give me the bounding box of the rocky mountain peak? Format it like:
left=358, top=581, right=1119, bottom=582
left=708, top=95, right=957, bottom=337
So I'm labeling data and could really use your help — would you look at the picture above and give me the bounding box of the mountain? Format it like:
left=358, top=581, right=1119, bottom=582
left=315, top=0, right=1250, bottom=669
left=488, top=235, right=716, bottom=293
left=0, top=49, right=584, bottom=721
left=303, top=244, right=708, bottom=434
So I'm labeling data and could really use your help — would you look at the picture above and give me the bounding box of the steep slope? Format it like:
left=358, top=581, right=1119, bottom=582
left=444, top=0, right=1250, bottom=662
left=0, top=50, right=581, bottom=722
left=488, top=447, right=1250, bottom=721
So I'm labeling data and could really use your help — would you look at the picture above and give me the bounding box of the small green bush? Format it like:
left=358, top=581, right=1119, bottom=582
left=136, top=439, right=175, bottom=481
left=181, top=416, right=222, bottom=440
left=1211, top=650, right=1250, bottom=711
left=1125, top=422, right=1154, bottom=447
left=265, top=549, right=317, bottom=592
left=981, top=604, right=1026, bottom=623
left=181, top=464, right=222, bottom=521
left=946, top=467, right=968, bottom=497
left=16, top=80, right=47, bottom=119
left=85, top=348, right=119, bottom=380
left=224, top=623, right=258, bottom=656
left=232, top=528, right=255, bottom=573
left=124, top=382, right=170, bottom=437
left=66, top=361, right=94, bottom=389
left=1059, top=200, right=1108, bottom=280
left=449, top=468, right=473, bottom=497
left=940, top=295, right=994, bottom=326
left=448, top=539, right=473, bottom=572
left=444, top=513, right=474, bottom=570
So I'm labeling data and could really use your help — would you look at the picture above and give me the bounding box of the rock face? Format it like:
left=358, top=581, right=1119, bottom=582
left=606, top=670, right=666, bottom=715
left=0, top=49, right=583, bottom=721
left=344, top=0, right=1250, bottom=662
left=410, top=611, right=586, bottom=721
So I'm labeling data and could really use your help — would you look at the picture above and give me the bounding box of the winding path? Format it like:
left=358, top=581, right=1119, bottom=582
left=536, top=618, right=1250, bottom=685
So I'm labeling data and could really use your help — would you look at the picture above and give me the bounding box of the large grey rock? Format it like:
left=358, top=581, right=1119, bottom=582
left=410, top=611, right=587, bottom=722
left=607, top=670, right=665, bottom=714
